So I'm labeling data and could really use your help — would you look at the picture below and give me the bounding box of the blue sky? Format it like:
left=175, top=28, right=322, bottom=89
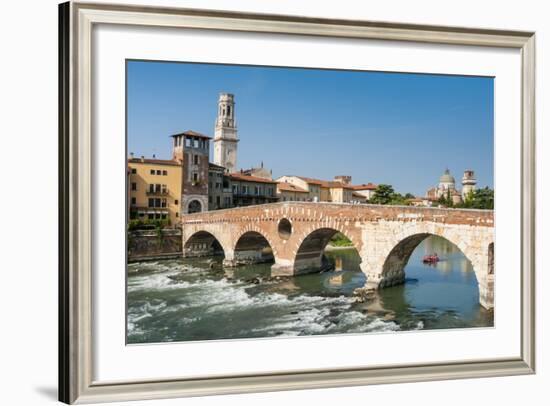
left=127, top=60, right=493, bottom=196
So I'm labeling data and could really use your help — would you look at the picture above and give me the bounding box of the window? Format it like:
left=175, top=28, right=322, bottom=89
left=208, top=196, right=212, bottom=203
left=241, top=185, right=247, bottom=195
left=156, top=170, right=161, bottom=175
left=227, top=105, right=231, bottom=116
left=148, top=198, right=163, bottom=208
left=174, top=200, right=178, bottom=205
left=254, top=186, right=260, bottom=195
left=209, top=182, right=212, bottom=189
left=162, top=170, right=167, bottom=176
left=161, top=184, right=167, bottom=194
left=232, top=185, right=238, bottom=194
left=131, top=168, right=136, bottom=174
left=176, top=212, right=179, bottom=217
left=194, top=155, right=199, bottom=165
left=193, top=173, right=199, bottom=182
left=216, top=196, right=221, bottom=207
left=216, top=182, right=221, bottom=189
left=185, top=138, right=191, bottom=147
left=161, top=214, right=167, bottom=220
left=138, top=212, right=145, bottom=217
left=150, top=169, right=155, bottom=175
left=131, top=197, right=136, bottom=205
left=148, top=213, right=154, bottom=220
left=131, top=182, right=137, bottom=191
left=155, top=213, right=161, bottom=219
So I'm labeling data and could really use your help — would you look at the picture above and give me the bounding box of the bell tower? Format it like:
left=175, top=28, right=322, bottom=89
left=462, top=170, right=477, bottom=200
left=213, top=93, right=238, bottom=173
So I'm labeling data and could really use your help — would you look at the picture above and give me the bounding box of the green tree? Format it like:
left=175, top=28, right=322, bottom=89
left=437, top=189, right=454, bottom=208
left=369, top=184, right=394, bottom=205
left=470, top=187, right=494, bottom=209
left=454, top=187, right=494, bottom=209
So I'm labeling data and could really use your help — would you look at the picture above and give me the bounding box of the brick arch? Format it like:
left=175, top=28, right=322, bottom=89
left=182, top=229, right=231, bottom=258
left=293, top=222, right=362, bottom=257
left=232, top=225, right=280, bottom=261
left=377, top=223, right=493, bottom=291
left=289, top=222, right=362, bottom=274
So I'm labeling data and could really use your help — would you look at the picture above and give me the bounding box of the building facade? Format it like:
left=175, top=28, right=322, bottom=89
left=208, top=163, right=233, bottom=210
left=229, top=172, right=278, bottom=207
left=171, top=130, right=211, bottom=214
left=350, top=183, right=377, bottom=201
left=277, top=182, right=310, bottom=201
left=127, top=157, right=182, bottom=225
left=277, top=176, right=321, bottom=202
left=276, top=175, right=356, bottom=203
left=213, top=93, right=239, bottom=173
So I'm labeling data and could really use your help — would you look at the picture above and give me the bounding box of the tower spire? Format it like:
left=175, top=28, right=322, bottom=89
left=213, top=93, right=239, bottom=173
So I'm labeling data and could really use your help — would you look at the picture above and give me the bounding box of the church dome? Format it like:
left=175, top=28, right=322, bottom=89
left=439, top=169, right=455, bottom=184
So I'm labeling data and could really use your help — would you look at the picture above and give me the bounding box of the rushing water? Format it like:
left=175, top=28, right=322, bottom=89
left=127, top=235, right=493, bottom=344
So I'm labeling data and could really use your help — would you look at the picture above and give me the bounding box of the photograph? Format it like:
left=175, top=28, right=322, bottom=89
left=126, top=60, right=495, bottom=344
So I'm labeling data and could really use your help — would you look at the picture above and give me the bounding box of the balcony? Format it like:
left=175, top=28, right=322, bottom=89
left=146, top=189, right=169, bottom=195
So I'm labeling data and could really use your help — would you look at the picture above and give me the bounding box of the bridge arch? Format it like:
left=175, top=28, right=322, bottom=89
left=182, top=230, right=228, bottom=258
left=366, top=225, right=494, bottom=308
left=292, top=226, right=362, bottom=274
left=379, top=232, right=479, bottom=287
left=232, top=228, right=278, bottom=265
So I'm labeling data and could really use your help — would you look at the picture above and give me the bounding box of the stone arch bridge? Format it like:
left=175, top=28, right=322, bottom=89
left=181, top=202, right=494, bottom=309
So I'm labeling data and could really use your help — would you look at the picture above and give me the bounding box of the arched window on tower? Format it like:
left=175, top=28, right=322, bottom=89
left=227, top=105, right=231, bottom=116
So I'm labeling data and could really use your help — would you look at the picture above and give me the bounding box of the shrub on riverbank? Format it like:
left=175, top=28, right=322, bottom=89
left=128, top=218, right=171, bottom=231
left=329, top=232, right=353, bottom=247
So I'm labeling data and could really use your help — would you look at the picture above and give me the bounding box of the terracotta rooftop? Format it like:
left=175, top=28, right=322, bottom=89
left=128, top=157, right=181, bottom=166
left=229, top=172, right=278, bottom=184
left=295, top=176, right=353, bottom=189
left=170, top=130, right=212, bottom=139
left=277, top=182, right=309, bottom=193
left=350, top=183, right=377, bottom=191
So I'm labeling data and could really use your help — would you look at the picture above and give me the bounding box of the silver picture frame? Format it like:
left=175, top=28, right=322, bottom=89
left=58, top=1, right=536, bottom=403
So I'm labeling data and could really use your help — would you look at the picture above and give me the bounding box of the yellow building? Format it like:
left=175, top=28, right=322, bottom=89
left=276, top=175, right=354, bottom=203
left=277, top=182, right=310, bottom=201
left=128, top=157, right=182, bottom=226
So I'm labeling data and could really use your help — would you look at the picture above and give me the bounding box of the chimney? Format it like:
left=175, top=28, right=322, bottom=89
left=141, top=155, right=145, bottom=163
left=129, top=152, right=134, bottom=159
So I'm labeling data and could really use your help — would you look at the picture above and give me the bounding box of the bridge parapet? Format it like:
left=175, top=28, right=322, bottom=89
left=181, top=202, right=493, bottom=226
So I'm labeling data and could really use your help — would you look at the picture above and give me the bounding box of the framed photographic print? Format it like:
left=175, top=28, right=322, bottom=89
left=59, top=1, right=536, bottom=404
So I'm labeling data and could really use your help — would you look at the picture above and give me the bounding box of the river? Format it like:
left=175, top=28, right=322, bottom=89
left=127, top=235, right=493, bottom=344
